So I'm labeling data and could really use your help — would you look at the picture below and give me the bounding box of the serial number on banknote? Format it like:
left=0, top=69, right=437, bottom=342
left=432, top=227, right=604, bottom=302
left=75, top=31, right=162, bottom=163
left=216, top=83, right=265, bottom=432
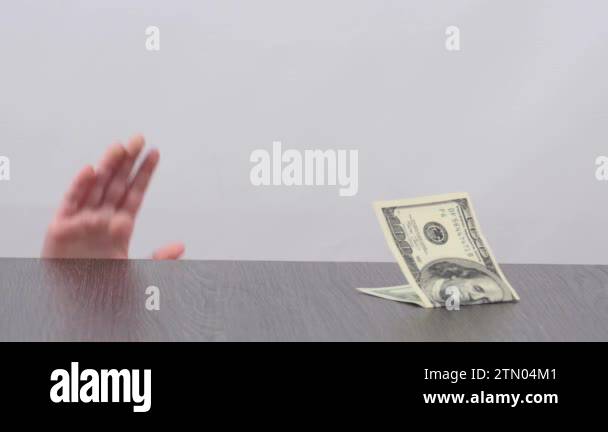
left=425, top=368, right=557, bottom=383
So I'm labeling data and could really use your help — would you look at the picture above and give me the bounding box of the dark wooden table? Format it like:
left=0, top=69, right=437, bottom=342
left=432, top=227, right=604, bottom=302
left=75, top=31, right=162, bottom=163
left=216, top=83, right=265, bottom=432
left=0, top=258, right=606, bottom=341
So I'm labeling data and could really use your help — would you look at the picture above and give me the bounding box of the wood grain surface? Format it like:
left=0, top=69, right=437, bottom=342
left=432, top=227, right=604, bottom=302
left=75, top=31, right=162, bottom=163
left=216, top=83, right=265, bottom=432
left=0, top=259, right=606, bottom=341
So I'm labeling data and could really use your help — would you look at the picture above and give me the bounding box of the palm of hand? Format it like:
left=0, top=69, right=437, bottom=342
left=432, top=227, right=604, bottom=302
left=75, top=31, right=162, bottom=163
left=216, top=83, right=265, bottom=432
left=45, top=207, right=135, bottom=259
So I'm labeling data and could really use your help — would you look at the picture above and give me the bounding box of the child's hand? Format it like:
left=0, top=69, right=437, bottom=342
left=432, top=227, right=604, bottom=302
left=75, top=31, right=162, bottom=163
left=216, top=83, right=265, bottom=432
left=42, top=135, right=184, bottom=260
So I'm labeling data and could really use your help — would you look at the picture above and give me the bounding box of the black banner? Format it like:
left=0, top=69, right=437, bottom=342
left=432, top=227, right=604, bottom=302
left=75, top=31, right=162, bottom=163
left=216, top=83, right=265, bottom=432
left=0, top=343, right=604, bottom=421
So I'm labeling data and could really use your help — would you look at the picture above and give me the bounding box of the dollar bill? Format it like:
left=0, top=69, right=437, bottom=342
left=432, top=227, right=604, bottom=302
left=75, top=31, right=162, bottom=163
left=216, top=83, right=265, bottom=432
left=356, top=285, right=426, bottom=307
left=371, top=192, right=519, bottom=308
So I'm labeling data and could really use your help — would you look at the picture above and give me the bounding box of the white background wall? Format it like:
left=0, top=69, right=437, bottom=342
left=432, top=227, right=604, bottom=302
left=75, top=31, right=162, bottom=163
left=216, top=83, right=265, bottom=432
left=1, top=0, right=607, bottom=263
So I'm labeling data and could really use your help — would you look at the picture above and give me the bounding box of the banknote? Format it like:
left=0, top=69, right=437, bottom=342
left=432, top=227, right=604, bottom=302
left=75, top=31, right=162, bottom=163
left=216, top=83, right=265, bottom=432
left=356, top=285, right=426, bottom=307
left=371, top=192, right=519, bottom=308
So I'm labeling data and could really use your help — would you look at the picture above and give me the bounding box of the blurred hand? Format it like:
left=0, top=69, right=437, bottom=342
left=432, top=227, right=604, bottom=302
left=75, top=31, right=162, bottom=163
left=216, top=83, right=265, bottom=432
left=42, top=135, right=184, bottom=260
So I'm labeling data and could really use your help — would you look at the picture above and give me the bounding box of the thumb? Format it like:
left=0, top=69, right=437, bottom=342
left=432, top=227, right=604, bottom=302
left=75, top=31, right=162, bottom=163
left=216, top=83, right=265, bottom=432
left=152, top=242, right=185, bottom=260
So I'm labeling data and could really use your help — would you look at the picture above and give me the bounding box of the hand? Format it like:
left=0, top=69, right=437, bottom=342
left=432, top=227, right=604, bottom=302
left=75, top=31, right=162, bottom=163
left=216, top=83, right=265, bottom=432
left=42, top=135, right=184, bottom=259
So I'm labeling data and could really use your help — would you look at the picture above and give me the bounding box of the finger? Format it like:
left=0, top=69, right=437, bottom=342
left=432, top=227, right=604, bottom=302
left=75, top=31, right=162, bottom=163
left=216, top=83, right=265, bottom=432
left=118, top=148, right=160, bottom=217
left=57, top=165, right=96, bottom=217
left=152, top=242, right=185, bottom=260
left=84, top=143, right=127, bottom=208
left=101, top=135, right=145, bottom=208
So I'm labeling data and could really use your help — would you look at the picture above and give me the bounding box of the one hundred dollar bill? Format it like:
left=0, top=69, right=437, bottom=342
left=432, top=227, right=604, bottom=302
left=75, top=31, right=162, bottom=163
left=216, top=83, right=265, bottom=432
left=356, top=285, right=426, bottom=307
left=372, top=193, right=519, bottom=308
